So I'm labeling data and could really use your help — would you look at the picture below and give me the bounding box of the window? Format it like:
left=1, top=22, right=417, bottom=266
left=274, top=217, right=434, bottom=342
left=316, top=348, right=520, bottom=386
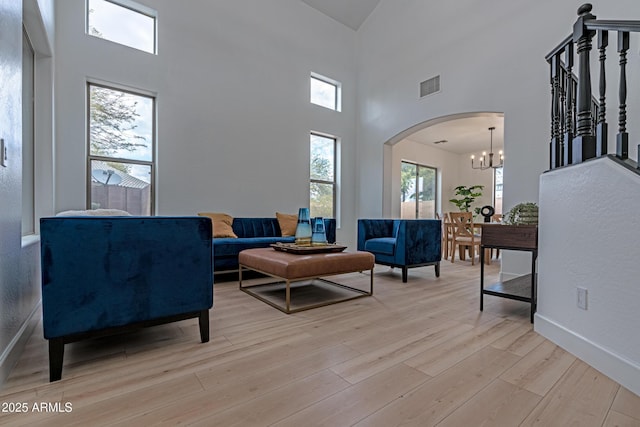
left=88, top=83, right=155, bottom=215
left=494, top=166, right=503, bottom=214
left=310, top=74, right=340, bottom=111
left=22, top=27, right=35, bottom=235
left=87, top=0, right=156, bottom=54
left=310, top=133, right=337, bottom=218
left=400, top=161, right=437, bottom=219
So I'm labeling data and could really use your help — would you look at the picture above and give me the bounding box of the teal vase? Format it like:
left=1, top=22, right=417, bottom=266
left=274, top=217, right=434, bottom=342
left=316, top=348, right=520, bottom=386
left=295, top=208, right=312, bottom=246
left=311, top=217, right=327, bottom=246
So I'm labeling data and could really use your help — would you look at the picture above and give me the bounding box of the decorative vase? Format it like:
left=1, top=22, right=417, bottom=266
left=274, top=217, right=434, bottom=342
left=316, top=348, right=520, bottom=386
left=294, top=208, right=312, bottom=246
left=311, top=217, right=328, bottom=246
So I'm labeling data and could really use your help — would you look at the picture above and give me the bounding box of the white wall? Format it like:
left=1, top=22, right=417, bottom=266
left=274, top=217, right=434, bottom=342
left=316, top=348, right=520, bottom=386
left=355, top=0, right=640, bottom=274
left=0, top=0, right=53, bottom=387
left=54, top=0, right=358, bottom=245
left=454, top=152, right=496, bottom=215
left=536, top=157, right=640, bottom=396
left=0, top=0, right=24, bottom=385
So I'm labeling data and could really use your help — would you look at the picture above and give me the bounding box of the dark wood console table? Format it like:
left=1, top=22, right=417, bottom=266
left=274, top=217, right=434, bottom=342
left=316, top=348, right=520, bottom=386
left=480, top=224, right=538, bottom=323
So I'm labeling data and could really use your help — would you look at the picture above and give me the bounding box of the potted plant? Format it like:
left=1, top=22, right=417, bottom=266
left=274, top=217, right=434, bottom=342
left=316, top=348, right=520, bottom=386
left=449, top=185, right=484, bottom=216
left=503, top=202, right=539, bottom=225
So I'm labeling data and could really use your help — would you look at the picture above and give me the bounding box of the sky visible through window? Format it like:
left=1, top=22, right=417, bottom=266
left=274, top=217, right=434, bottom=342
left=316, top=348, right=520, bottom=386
left=310, top=76, right=337, bottom=110
left=88, top=0, right=155, bottom=54
left=89, top=85, right=153, bottom=183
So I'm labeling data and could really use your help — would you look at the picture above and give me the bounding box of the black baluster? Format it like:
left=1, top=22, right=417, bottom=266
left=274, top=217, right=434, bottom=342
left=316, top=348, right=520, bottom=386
left=551, top=54, right=561, bottom=168
left=564, top=43, right=574, bottom=166
left=617, top=31, right=629, bottom=160
left=572, top=4, right=597, bottom=163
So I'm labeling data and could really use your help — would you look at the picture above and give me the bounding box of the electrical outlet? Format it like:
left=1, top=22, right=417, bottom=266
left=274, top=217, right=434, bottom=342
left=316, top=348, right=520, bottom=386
left=577, top=287, right=588, bottom=310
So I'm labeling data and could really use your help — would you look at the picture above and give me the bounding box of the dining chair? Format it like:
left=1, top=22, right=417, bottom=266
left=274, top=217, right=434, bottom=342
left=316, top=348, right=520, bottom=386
left=439, top=213, right=454, bottom=260
left=449, top=212, right=481, bottom=265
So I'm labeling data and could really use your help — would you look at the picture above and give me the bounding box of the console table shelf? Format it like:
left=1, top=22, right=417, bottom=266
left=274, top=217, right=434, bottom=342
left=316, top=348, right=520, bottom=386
left=483, top=274, right=534, bottom=301
left=480, top=224, right=538, bottom=323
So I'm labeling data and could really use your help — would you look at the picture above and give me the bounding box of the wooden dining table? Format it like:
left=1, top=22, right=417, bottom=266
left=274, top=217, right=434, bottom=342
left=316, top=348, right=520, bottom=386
left=474, top=222, right=504, bottom=265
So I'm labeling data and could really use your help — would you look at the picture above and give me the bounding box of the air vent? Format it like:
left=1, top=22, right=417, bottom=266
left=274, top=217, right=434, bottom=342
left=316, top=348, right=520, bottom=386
left=433, top=140, right=447, bottom=145
left=420, top=75, right=441, bottom=98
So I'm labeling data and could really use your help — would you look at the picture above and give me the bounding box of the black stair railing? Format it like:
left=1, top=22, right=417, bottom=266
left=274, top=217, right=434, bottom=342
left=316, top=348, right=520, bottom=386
left=546, top=3, right=640, bottom=170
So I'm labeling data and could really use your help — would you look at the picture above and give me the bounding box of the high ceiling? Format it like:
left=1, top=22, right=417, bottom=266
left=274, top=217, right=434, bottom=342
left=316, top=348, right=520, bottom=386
left=300, top=0, right=381, bottom=31
left=299, top=1, right=503, bottom=157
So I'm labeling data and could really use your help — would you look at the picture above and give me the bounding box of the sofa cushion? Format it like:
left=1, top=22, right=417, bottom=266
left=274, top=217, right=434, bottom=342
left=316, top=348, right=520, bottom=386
left=232, top=218, right=281, bottom=238
left=56, top=209, right=131, bottom=216
left=364, top=237, right=396, bottom=256
left=214, top=236, right=296, bottom=258
left=198, top=212, right=238, bottom=238
left=276, top=212, right=298, bottom=237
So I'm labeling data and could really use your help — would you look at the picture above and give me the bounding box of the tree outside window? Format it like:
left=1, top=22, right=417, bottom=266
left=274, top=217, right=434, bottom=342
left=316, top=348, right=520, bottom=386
left=400, top=161, right=437, bottom=219
left=310, top=133, right=336, bottom=218
left=88, top=83, right=155, bottom=215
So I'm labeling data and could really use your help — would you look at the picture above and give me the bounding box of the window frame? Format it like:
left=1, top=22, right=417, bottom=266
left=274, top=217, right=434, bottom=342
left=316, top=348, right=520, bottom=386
left=22, top=26, right=35, bottom=236
left=400, top=160, right=438, bottom=219
left=493, top=166, right=503, bottom=214
left=86, top=81, right=156, bottom=215
left=86, top=0, right=158, bottom=55
left=310, top=73, right=341, bottom=112
left=309, top=132, right=337, bottom=218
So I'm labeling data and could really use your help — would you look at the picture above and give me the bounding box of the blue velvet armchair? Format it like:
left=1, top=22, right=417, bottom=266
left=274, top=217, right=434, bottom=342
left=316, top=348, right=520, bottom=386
left=357, top=219, right=441, bottom=282
left=40, top=216, right=213, bottom=381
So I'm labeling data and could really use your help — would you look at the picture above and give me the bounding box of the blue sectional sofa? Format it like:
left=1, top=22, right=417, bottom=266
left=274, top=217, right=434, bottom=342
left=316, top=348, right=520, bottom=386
left=213, top=217, right=336, bottom=273
left=357, top=219, right=441, bottom=282
left=39, top=216, right=213, bottom=381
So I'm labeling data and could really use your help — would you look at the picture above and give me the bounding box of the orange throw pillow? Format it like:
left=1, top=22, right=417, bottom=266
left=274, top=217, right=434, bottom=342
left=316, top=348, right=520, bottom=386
left=197, top=213, right=237, bottom=238
left=276, top=212, right=298, bottom=237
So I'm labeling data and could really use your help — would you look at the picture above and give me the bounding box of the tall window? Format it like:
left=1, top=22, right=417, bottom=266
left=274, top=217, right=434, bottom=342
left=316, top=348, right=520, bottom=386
left=400, top=161, right=437, bottom=219
left=88, top=83, right=155, bottom=215
left=310, top=133, right=336, bottom=218
left=22, top=27, right=35, bottom=235
left=494, top=167, right=503, bottom=214
left=87, top=0, right=157, bottom=54
left=310, top=73, right=341, bottom=111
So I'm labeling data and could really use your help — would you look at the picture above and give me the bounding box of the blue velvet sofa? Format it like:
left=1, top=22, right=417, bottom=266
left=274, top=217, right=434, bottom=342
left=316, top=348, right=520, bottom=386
left=214, top=217, right=336, bottom=273
left=357, top=219, right=441, bottom=282
left=40, top=216, right=213, bottom=381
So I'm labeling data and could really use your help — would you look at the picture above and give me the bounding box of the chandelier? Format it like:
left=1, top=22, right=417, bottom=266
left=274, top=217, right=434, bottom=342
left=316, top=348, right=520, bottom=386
left=471, top=127, right=503, bottom=170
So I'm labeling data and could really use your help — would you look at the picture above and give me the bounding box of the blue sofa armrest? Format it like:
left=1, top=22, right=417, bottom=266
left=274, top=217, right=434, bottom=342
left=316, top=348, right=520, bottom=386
left=393, top=219, right=442, bottom=266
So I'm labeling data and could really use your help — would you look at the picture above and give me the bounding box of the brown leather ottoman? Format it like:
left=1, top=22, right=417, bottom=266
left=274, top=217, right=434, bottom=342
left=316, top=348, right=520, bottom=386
left=238, top=248, right=374, bottom=313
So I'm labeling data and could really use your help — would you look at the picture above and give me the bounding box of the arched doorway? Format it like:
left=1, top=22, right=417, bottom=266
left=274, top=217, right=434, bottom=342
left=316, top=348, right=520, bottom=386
left=382, top=112, right=504, bottom=218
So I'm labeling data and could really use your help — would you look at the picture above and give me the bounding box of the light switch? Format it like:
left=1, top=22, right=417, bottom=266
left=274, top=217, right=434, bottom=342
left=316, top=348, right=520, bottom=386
left=0, top=138, right=6, bottom=167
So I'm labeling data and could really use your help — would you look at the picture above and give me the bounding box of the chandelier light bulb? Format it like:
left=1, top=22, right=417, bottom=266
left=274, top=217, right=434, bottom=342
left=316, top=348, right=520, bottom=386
left=471, top=126, right=503, bottom=171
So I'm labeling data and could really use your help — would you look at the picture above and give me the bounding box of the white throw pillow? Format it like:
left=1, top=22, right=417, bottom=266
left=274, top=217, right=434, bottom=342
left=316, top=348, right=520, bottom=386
left=56, top=209, right=132, bottom=217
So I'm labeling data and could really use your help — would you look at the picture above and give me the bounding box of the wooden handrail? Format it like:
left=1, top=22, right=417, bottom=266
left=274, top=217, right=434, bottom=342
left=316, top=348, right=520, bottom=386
left=586, top=20, right=640, bottom=32
left=546, top=3, right=640, bottom=170
left=545, top=35, right=572, bottom=62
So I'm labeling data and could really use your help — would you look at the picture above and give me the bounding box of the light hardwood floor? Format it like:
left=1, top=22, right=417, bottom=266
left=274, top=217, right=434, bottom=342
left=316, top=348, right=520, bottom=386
left=1, top=260, right=639, bottom=426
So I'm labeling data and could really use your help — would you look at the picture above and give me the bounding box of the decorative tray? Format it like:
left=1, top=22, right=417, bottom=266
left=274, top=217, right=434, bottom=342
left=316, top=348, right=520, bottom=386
left=271, top=242, right=347, bottom=254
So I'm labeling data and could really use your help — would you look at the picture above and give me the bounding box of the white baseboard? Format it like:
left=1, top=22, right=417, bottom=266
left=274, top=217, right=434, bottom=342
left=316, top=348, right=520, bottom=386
left=0, top=301, right=41, bottom=389
left=535, top=313, right=640, bottom=396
